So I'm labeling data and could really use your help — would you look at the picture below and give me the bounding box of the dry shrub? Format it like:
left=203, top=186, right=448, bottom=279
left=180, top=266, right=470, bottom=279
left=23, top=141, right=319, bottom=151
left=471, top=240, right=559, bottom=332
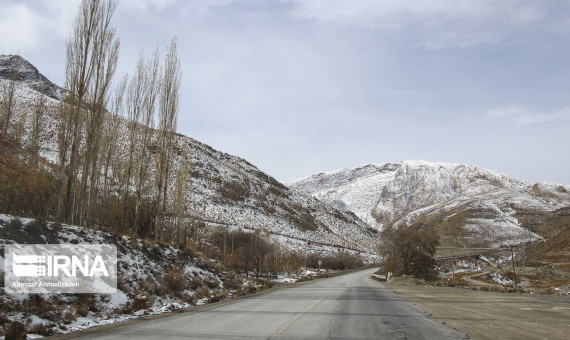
left=28, top=323, right=55, bottom=337
left=203, top=276, right=219, bottom=289
left=51, top=222, right=63, bottom=232
left=77, top=304, right=89, bottom=317
left=163, top=267, right=189, bottom=292
left=236, top=284, right=257, bottom=297
left=296, top=275, right=315, bottom=283
left=147, top=244, right=166, bottom=262
left=62, top=309, right=77, bottom=324
left=180, top=242, right=197, bottom=259
left=255, top=279, right=274, bottom=289
left=21, top=295, right=58, bottom=321
left=180, top=292, right=196, bottom=305
left=441, top=275, right=467, bottom=287
left=135, top=277, right=166, bottom=298
left=190, top=276, right=203, bottom=290
left=0, top=314, right=10, bottom=328
left=209, top=289, right=228, bottom=303
left=131, top=294, right=155, bottom=311
left=223, top=277, right=241, bottom=290
left=213, top=262, right=226, bottom=275
left=76, top=294, right=99, bottom=315
left=503, top=271, right=519, bottom=283
left=5, top=321, right=26, bottom=340
left=194, top=285, right=210, bottom=299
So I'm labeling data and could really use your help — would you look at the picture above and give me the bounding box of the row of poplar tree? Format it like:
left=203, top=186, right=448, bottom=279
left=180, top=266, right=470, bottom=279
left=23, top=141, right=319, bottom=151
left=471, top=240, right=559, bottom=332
left=0, top=0, right=183, bottom=241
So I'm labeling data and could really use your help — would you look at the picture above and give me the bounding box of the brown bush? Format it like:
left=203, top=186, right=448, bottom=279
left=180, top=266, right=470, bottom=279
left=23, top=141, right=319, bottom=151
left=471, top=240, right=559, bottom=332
left=131, top=293, right=155, bottom=311
left=253, top=278, right=274, bottom=289
left=76, top=294, right=99, bottom=314
left=203, top=276, right=219, bottom=289
left=190, top=276, right=203, bottom=290
left=236, top=284, right=257, bottom=297
left=503, top=271, right=520, bottom=283
left=218, top=179, right=249, bottom=202
left=29, top=323, right=55, bottom=337
left=194, top=285, right=211, bottom=299
left=5, top=321, right=26, bottom=340
left=76, top=304, right=89, bottom=317
left=379, top=226, right=440, bottom=280
left=0, top=130, right=58, bottom=219
left=209, top=289, right=228, bottom=303
left=21, top=295, right=58, bottom=321
left=163, top=267, right=189, bottom=292
left=220, top=271, right=239, bottom=290
left=62, top=309, right=77, bottom=324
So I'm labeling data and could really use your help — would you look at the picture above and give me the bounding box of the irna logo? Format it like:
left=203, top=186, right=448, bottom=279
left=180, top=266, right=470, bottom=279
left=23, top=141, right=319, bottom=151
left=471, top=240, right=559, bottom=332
left=12, top=253, right=109, bottom=277
left=5, top=244, right=117, bottom=294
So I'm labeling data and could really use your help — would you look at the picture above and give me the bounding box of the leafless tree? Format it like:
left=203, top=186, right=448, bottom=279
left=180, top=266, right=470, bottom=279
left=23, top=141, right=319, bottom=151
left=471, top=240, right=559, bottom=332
left=28, top=92, right=46, bottom=165
left=58, top=0, right=119, bottom=224
left=121, top=54, right=144, bottom=233
left=121, top=50, right=160, bottom=234
left=154, top=37, right=180, bottom=239
left=80, top=18, right=120, bottom=226
left=133, top=50, right=160, bottom=232
left=173, top=154, right=190, bottom=243
left=101, top=74, right=127, bottom=199
left=1, top=70, right=17, bottom=134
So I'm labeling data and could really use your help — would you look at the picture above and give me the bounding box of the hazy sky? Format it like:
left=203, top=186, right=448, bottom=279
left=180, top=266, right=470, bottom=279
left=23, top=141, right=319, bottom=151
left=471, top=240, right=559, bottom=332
left=2, top=0, right=570, bottom=184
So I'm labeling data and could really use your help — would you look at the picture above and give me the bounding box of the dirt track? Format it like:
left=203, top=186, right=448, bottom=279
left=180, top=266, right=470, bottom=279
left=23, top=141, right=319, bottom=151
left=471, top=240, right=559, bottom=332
left=384, top=278, right=570, bottom=340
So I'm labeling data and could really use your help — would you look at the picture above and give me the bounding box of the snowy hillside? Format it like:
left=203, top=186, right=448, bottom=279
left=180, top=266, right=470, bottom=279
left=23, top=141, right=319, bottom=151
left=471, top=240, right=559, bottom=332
left=0, top=55, right=378, bottom=255
left=286, top=161, right=570, bottom=247
left=0, top=214, right=262, bottom=336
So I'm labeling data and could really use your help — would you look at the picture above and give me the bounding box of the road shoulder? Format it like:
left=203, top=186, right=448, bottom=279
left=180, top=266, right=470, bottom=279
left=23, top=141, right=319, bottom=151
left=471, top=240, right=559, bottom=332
left=383, top=277, right=570, bottom=340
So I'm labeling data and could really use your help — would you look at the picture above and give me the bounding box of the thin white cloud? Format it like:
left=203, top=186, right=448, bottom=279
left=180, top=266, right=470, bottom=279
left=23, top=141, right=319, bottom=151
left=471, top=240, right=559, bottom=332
left=0, top=4, right=43, bottom=53
left=120, top=0, right=178, bottom=11
left=488, top=105, right=570, bottom=125
left=120, top=0, right=238, bottom=13
left=288, top=0, right=565, bottom=49
left=0, top=0, right=76, bottom=54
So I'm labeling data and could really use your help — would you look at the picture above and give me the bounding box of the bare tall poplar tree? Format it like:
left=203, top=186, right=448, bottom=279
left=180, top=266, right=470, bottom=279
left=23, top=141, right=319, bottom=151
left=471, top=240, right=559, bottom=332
left=58, top=0, right=119, bottom=223
left=80, top=17, right=120, bottom=226
left=29, top=92, right=46, bottom=165
left=154, top=37, right=181, bottom=240
left=122, top=54, right=145, bottom=233
left=173, top=155, right=189, bottom=244
left=1, top=70, right=17, bottom=134
left=133, top=50, right=160, bottom=233
left=101, top=74, right=127, bottom=200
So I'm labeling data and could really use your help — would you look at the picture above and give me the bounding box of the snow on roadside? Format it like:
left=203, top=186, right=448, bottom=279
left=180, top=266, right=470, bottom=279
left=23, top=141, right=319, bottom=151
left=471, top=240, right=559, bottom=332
left=0, top=214, right=261, bottom=338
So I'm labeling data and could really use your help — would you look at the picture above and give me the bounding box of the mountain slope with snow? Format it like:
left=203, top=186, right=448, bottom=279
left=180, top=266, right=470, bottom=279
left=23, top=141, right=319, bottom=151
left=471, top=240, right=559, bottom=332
left=0, top=55, right=378, bottom=255
left=286, top=161, right=570, bottom=247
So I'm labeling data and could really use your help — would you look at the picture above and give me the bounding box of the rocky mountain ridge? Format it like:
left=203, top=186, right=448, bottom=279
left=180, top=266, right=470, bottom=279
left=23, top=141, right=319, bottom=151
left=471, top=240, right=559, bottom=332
left=286, top=160, right=570, bottom=247
left=0, top=55, right=63, bottom=100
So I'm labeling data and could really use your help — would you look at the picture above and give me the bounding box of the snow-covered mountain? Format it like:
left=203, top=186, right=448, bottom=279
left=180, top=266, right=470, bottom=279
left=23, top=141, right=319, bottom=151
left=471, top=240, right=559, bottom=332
left=0, top=55, right=63, bottom=100
left=285, top=161, right=570, bottom=247
left=0, top=55, right=378, bottom=256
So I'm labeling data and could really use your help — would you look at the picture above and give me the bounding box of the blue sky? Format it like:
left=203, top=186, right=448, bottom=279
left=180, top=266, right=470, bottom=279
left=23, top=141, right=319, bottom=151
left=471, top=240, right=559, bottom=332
left=2, top=0, right=570, bottom=184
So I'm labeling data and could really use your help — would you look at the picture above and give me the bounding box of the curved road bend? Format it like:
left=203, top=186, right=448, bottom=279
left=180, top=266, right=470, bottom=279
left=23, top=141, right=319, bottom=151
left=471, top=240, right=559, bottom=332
left=77, top=268, right=466, bottom=339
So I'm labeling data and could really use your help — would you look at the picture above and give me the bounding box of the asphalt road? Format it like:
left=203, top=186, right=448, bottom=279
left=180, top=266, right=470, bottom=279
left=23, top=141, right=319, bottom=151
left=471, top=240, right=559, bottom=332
left=77, top=268, right=466, bottom=339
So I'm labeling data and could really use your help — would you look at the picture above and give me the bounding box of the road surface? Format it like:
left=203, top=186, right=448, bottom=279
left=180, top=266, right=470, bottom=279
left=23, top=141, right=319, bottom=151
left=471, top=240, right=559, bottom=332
left=76, top=268, right=466, bottom=339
